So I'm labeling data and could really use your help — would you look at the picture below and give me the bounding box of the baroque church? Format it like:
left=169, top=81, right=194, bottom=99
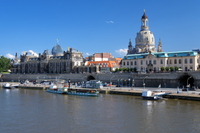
left=122, top=11, right=200, bottom=72
left=127, top=10, right=163, bottom=55
left=11, top=40, right=99, bottom=74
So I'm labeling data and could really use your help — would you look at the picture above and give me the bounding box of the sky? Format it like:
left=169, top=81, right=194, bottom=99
left=0, top=0, right=200, bottom=59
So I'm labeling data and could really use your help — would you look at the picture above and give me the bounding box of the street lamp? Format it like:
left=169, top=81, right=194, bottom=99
left=68, top=79, right=71, bottom=88
left=132, top=79, right=134, bottom=88
left=187, top=76, right=192, bottom=89
left=143, top=76, right=148, bottom=90
left=110, top=76, right=115, bottom=89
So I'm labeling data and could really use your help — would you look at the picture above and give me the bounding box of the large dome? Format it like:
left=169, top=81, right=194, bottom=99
left=135, top=30, right=155, bottom=47
left=52, top=44, right=64, bottom=55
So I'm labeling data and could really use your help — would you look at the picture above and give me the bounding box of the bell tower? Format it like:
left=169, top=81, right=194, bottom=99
left=141, top=9, right=149, bottom=30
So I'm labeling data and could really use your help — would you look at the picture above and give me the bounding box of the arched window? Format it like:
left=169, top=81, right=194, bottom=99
left=170, top=59, right=172, bottom=64
left=149, top=60, right=151, bottom=64
left=174, top=59, right=177, bottom=64
left=179, top=59, right=181, bottom=64
left=190, top=58, right=193, bottom=64
left=160, top=59, right=163, bottom=64
left=153, top=60, right=156, bottom=64
left=185, top=59, right=187, bottom=64
left=131, top=61, right=133, bottom=65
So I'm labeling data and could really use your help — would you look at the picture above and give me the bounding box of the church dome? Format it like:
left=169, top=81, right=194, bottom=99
left=43, top=49, right=52, bottom=56
left=135, top=30, right=155, bottom=47
left=52, top=44, right=64, bottom=56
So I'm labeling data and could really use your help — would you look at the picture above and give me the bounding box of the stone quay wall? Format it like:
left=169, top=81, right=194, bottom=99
left=1, top=71, right=200, bottom=88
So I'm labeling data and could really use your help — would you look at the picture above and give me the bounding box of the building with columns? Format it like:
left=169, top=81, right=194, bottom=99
left=122, top=11, right=200, bottom=72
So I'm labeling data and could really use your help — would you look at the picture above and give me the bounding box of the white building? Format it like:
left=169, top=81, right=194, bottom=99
left=122, top=11, right=200, bottom=72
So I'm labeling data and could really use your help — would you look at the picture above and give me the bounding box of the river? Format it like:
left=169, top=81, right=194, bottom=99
left=0, top=88, right=200, bottom=133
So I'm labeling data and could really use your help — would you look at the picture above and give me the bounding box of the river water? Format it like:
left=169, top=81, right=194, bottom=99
left=0, top=88, right=200, bottom=133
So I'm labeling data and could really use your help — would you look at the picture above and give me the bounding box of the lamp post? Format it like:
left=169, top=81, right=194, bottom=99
left=132, top=79, right=134, bottom=88
left=68, top=79, right=71, bottom=88
left=143, top=76, right=148, bottom=90
left=187, top=76, right=192, bottom=89
left=110, top=76, right=115, bottom=89
left=118, top=79, right=119, bottom=86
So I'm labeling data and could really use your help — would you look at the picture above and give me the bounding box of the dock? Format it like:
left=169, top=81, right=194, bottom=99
left=1, top=82, right=200, bottom=101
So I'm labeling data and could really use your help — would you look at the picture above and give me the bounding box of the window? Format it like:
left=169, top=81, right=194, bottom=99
left=131, top=61, right=133, bottom=65
left=146, top=60, right=148, bottom=65
left=123, top=62, right=125, bottom=66
left=153, top=60, right=156, bottom=65
left=179, top=59, right=181, bottom=64
left=170, top=59, right=172, bottom=64
left=185, top=59, right=187, bottom=64
left=141, top=60, right=143, bottom=65
left=174, top=59, right=177, bottom=64
left=197, top=59, right=199, bottom=63
left=190, top=58, right=193, bottom=64
left=160, top=59, right=163, bottom=64
left=154, top=67, right=156, bottom=71
left=135, top=61, right=137, bottom=65
left=149, top=60, right=151, bottom=64
left=167, top=59, right=168, bottom=64
left=127, top=62, right=129, bottom=65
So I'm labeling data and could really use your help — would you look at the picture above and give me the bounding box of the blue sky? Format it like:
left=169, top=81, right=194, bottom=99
left=0, top=0, right=200, bottom=59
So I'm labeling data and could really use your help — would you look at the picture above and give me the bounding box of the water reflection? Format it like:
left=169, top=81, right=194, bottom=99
left=1, top=89, right=200, bottom=132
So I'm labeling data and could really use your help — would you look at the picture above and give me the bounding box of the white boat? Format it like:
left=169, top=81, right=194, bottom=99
left=46, top=84, right=68, bottom=94
left=142, top=90, right=171, bottom=100
left=3, top=83, right=15, bottom=89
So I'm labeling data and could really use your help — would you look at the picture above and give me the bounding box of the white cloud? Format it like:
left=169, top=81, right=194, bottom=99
left=115, top=48, right=128, bottom=56
left=22, top=50, right=39, bottom=57
left=5, top=53, right=15, bottom=59
left=86, top=53, right=91, bottom=56
left=106, top=21, right=114, bottom=23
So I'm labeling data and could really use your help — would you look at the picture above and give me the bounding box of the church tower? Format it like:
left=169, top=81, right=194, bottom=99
left=128, top=39, right=133, bottom=54
left=157, top=38, right=163, bottom=52
left=135, top=10, right=156, bottom=54
left=141, top=9, right=149, bottom=30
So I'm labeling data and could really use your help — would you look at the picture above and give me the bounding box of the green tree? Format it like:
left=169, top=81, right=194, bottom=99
left=119, top=68, right=122, bottom=71
left=122, top=67, right=126, bottom=72
left=175, top=66, right=179, bottom=71
left=170, top=67, right=174, bottom=72
left=0, top=56, right=11, bottom=72
left=161, top=67, right=165, bottom=72
left=133, top=67, right=137, bottom=72
left=130, top=68, right=133, bottom=72
left=126, top=67, right=129, bottom=72
left=165, top=67, right=169, bottom=72
left=115, top=68, right=119, bottom=72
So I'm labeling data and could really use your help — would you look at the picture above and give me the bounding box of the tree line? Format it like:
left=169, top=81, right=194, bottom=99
left=0, top=56, right=11, bottom=72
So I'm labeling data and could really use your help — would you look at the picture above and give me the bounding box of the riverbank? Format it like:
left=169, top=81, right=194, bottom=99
left=99, top=89, right=200, bottom=101
left=1, top=82, right=200, bottom=101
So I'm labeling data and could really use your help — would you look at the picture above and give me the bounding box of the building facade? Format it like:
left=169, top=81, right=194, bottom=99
left=122, top=11, right=200, bottom=72
left=12, top=40, right=99, bottom=74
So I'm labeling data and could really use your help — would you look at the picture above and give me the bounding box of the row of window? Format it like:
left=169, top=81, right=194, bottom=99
left=123, top=58, right=195, bottom=66
left=89, top=63, right=109, bottom=65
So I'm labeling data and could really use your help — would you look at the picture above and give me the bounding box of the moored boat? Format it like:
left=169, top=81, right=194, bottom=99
left=142, top=90, right=171, bottom=100
left=46, top=84, right=68, bottom=94
left=67, top=88, right=99, bottom=96
left=3, top=83, right=15, bottom=89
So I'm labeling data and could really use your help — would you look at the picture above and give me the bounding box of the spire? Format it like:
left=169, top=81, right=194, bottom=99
left=157, top=38, right=163, bottom=52
left=56, top=39, right=59, bottom=45
left=141, top=10, right=148, bottom=30
left=128, top=39, right=132, bottom=47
